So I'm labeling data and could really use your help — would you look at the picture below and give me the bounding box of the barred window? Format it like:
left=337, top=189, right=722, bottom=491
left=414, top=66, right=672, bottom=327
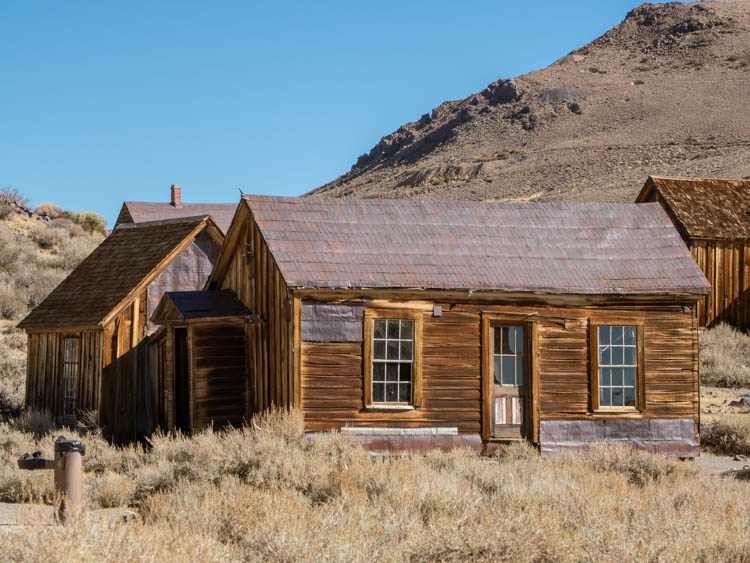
left=62, top=337, right=80, bottom=424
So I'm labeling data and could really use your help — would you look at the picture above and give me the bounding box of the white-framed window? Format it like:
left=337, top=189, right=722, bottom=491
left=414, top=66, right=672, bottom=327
left=372, top=318, right=414, bottom=403
left=594, top=324, right=640, bottom=409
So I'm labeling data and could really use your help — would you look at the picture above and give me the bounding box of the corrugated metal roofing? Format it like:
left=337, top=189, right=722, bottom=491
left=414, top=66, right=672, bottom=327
left=640, top=176, right=750, bottom=240
left=18, top=217, right=211, bottom=329
left=118, top=202, right=237, bottom=234
left=242, top=195, right=710, bottom=296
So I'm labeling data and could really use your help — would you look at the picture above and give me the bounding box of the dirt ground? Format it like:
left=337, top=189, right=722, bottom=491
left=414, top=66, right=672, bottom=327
left=697, top=384, right=750, bottom=474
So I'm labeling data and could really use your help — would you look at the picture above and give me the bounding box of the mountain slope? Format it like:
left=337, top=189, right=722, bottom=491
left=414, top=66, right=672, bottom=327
left=310, top=1, right=750, bottom=203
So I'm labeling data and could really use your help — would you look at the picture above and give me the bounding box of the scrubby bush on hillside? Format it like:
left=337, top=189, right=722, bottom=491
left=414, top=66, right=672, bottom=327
left=0, top=186, right=29, bottom=220
left=0, top=409, right=749, bottom=561
left=700, top=323, right=750, bottom=387
left=33, top=202, right=64, bottom=218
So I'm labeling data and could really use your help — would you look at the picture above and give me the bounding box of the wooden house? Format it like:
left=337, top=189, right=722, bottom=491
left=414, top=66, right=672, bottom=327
left=636, top=176, right=750, bottom=329
left=115, top=184, right=236, bottom=233
left=202, top=195, right=709, bottom=456
left=17, top=216, right=224, bottom=443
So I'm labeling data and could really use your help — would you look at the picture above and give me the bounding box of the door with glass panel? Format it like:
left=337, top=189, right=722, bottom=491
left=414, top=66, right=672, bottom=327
left=492, top=325, right=526, bottom=439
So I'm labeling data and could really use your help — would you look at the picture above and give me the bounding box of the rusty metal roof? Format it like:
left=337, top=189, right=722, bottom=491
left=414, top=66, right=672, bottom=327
left=242, top=195, right=710, bottom=296
left=636, top=176, right=750, bottom=240
left=117, top=201, right=237, bottom=233
left=18, top=217, right=215, bottom=329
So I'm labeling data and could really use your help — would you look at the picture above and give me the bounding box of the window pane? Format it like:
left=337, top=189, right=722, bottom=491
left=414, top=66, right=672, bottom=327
left=386, top=363, right=398, bottom=382
left=373, top=363, right=385, bottom=382
left=494, top=328, right=500, bottom=355
left=386, top=383, right=398, bottom=402
left=400, top=362, right=412, bottom=383
left=624, top=326, right=636, bottom=346
left=600, top=345, right=611, bottom=366
left=516, top=327, right=524, bottom=356
left=624, top=386, right=636, bottom=407
left=613, top=346, right=623, bottom=366
left=374, top=340, right=385, bottom=360
left=501, top=327, right=513, bottom=354
left=502, top=356, right=515, bottom=385
left=612, top=326, right=624, bottom=345
left=612, top=368, right=623, bottom=386
left=624, top=367, right=636, bottom=387
left=612, top=388, right=624, bottom=407
left=494, top=356, right=501, bottom=385
left=624, top=346, right=636, bottom=366
left=600, top=388, right=611, bottom=407
left=373, top=382, right=385, bottom=402
left=599, top=326, right=610, bottom=345
left=374, top=320, right=386, bottom=339
left=387, top=320, right=400, bottom=339
left=599, top=367, right=610, bottom=386
left=387, top=340, right=399, bottom=360
left=399, top=383, right=411, bottom=403
left=516, top=355, right=523, bottom=385
left=400, top=340, right=412, bottom=361
left=400, top=320, right=413, bottom=340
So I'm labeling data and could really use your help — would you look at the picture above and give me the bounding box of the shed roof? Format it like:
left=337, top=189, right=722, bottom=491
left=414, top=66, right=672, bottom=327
left=151, top=290, right=249, bottom=324
left=241, top=195, right=709, bottom=296
left=636, top=176, right=750, bottom=240
left=18, top=216, right=219, bottom=329
left=117, top=201, right=237, bottom=233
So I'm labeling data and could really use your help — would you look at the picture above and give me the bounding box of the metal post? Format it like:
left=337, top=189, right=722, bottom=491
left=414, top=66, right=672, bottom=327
left=18, top=436, right=85, bottom=523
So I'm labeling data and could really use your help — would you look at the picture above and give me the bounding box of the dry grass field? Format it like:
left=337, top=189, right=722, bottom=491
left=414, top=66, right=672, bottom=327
left=1, top=409, right=750, bottom=562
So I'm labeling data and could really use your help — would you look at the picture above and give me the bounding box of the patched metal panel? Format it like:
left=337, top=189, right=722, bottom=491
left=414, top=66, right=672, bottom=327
left=301, top=305, right=364, bottom=342
left=146, top=231, right=222, bottom=332
left=539, top=418, right=699, bottom=458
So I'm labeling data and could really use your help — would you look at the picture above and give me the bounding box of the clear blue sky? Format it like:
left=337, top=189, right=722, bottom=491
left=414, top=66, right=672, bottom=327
left=1, top=1, right=661, bottom=227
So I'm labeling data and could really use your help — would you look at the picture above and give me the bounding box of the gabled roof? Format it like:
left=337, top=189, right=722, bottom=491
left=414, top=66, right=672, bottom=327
left=151, top=290, right=249, bottom=325
left=116, top=201, right=237, bottom=233
left=18, top=216, right=222, bottom=329
left=230, top=195, right=709, bottom=296
left=636, top=176, right=750, bottom=240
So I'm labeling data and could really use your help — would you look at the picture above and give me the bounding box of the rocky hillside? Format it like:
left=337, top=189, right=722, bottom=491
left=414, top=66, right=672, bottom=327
left=310, top=1, right=750, bottom=203
left=0, top=189, right=105, bottom=416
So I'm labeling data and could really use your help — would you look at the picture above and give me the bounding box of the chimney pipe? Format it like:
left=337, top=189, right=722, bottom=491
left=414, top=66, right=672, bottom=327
left=170, top=184, right=182, bottom=208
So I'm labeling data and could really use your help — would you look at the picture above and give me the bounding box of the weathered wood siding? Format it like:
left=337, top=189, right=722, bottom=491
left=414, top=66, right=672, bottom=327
left=100, top=292, right=148, bottom=443
left=217, top=212, right=294, bottom=412
left=190, top=323, right=247, bottom=430
left=690, top=240, right=750, bottom=329
left=300, top=299, right=699, bottom=438
left=25, top=330, right=101, bottom=419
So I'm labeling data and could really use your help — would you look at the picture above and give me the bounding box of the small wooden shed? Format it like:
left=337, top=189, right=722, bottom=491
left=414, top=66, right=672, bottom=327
left=150, top=290, right=251, bottom=433
left=636, top=176, right=750, bottom=329
left=17, top=216, right=223, bottom=442
left=205, top=195, right=709, bottom=456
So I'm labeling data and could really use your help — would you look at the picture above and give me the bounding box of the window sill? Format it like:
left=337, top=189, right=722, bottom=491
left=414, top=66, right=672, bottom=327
left=592, top=407, right=641, bottom=415
left=363, top=405, right=415, bottom=412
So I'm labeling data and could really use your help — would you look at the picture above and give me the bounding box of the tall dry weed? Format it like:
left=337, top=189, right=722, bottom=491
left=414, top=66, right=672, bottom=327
left=700, top=323, right=750, bottom=387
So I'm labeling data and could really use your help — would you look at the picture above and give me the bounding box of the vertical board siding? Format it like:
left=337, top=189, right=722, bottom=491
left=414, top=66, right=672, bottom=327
left=692, top=240, right=750, bottom=329
left=300, top=300, right=699, bottom=437
left=219, top=214, right=293, bottom=415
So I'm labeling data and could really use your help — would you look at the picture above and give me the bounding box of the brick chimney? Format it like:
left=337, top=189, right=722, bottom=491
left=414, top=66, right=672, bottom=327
left=170, top=184, right=182, bottom=208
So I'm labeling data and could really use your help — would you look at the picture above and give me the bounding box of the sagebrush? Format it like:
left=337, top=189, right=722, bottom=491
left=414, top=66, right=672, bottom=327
left=700, top=323, right=750, bottom=387
left=1, top=409, right=749, bottom=561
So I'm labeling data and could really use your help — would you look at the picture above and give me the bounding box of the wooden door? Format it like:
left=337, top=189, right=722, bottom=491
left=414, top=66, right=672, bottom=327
left=491, top=325, right=526, bottom=439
